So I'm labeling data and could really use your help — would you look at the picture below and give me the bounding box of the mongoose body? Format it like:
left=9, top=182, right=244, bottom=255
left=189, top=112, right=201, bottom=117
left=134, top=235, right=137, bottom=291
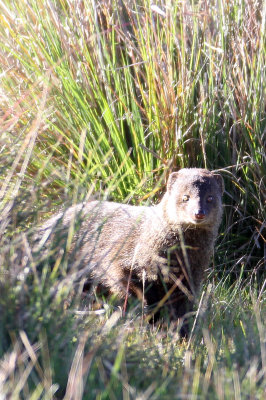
left=38, top=168, right=224, bottom=325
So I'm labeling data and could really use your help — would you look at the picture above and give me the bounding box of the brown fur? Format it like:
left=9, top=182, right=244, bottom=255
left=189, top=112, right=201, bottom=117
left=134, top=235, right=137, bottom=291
left=38, top=168, right=224, bottom=327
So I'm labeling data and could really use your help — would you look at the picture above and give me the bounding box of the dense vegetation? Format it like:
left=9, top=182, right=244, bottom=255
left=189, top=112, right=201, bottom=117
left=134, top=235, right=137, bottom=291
left=0, top=0, right=265, bottom=398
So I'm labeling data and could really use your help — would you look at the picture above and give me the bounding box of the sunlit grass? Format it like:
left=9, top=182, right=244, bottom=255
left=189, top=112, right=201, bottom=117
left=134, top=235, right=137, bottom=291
left=0, top=0, right=265, bottom=398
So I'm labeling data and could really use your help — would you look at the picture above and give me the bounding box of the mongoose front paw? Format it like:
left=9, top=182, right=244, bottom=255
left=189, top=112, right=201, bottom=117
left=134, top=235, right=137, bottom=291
left=148, top=254, right=179, bottom=282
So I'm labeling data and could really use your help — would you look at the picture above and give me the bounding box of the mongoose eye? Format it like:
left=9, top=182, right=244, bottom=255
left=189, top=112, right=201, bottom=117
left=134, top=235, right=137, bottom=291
left=182, top=195, right=190, bottom=202
left=207, top=195, right=214, bottom=202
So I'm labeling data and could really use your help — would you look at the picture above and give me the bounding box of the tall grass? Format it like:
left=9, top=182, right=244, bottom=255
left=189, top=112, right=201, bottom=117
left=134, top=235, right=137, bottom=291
left=1, top=0, right=265, bottom=267
left=0, top=0, right=265, bottom=398
left=0, top=255, right=265, bottom=398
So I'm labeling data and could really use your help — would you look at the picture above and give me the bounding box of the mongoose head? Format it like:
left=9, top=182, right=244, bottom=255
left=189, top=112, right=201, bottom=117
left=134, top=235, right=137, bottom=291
left=165, top=168, right=224, bottom=228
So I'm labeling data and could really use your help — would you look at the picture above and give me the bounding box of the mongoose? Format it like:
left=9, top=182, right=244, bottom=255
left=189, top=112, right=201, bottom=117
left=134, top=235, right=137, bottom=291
left=37, top=168, right=224, bottom=328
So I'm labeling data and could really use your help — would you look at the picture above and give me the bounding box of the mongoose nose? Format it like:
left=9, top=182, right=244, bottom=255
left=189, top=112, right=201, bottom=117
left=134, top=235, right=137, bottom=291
left=194, top=211, right=206, bottom=220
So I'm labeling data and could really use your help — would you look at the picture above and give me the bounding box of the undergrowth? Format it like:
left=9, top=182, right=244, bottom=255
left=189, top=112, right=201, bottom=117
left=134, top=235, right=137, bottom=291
left=0, top=0, right=265, bottom=398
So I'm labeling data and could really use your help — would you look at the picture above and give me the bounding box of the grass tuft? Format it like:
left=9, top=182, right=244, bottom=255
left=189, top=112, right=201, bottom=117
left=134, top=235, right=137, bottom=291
left=0, top=0, right=265, bottom=398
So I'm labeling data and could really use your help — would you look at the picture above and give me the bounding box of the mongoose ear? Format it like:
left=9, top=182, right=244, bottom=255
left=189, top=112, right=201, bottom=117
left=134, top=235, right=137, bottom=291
left=213, top=173, right=224, bottom=194
left=167, top=172, right=180, bottom=193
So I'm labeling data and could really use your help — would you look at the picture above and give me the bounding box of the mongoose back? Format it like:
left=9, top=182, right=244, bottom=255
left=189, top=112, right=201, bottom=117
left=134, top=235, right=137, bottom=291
left=38, top=168, right=224, bottom=328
